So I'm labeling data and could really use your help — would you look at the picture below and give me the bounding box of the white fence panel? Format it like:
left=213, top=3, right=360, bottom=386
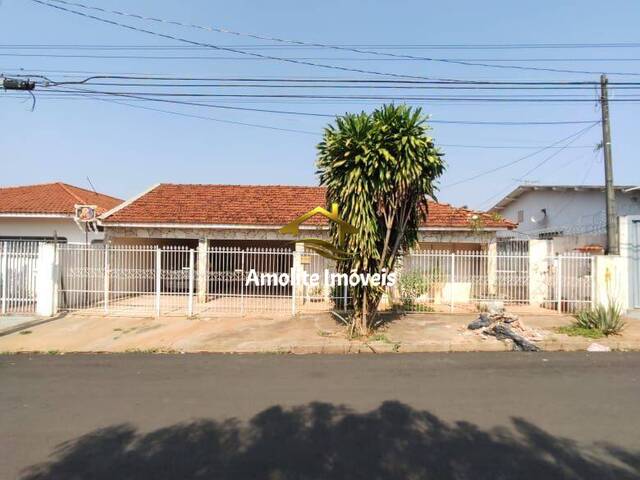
left=301, top=252, right=350, bottom=311
left=0, top=241, right=39, bottom=314
left=400, top=249, right=593, bottom=314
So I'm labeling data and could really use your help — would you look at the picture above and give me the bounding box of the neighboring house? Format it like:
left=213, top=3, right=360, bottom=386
left=100, top=183, right=514, bottom=250
left=490, top=185, right=640, bottom=252
left=0, top=182, right=123, bottom=243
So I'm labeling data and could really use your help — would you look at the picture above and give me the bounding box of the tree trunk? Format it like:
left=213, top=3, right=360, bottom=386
left=359, top=288, right=369, bottom=336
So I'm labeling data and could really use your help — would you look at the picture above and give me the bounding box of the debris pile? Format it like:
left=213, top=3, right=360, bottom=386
left=467, top=308, right=543, bottom=352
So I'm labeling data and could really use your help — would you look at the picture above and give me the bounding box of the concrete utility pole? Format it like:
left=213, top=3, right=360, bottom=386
left=600, top=74, right=619, bottom=255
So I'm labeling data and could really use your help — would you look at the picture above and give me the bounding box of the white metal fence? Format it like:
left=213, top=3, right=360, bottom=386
left=400, top=250, right=593, bottom=313
left=0, top=241, right=39, bottom=314
left=53, top=243, right=595, bottom=317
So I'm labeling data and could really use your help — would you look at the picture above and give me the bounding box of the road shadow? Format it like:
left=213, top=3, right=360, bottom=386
left=21, top=401, right=639, bottom=479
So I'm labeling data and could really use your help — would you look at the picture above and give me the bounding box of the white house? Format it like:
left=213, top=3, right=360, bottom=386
left=0, top=182, right=122, bottom=244
left=490, top=185, right=640, bottom=253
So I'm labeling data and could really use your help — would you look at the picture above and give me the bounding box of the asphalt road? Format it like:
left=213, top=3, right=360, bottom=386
left=1, top=352, right=639, bottom=479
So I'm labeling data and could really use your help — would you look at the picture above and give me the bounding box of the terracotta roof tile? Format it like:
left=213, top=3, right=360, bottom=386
left=103, top=184, right=514, bottom=230
left=0, top=182, right=123, bottom=215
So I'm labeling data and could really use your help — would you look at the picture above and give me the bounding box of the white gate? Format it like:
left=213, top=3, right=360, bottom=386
left=57, top=244, right=301, bottom=317
left=196, top=247, right=294, bottom=315
left=0, top=241, right=39, bottom=314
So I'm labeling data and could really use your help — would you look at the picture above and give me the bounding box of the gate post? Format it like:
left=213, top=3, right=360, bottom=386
left=343, top=281, right=348, bottom=312
left=487, top=240, right=498, bottom=295
left=1, top=242, right=7, bottom=314
left=103, top=244, right=109, bottom=314
left=528, top=239, right=550, bottom=307
left=197, top=238, right=207, bottom=303
left=556, top=255, right=562, bottom=312
left=292, top=244, right=305, bottom=316
left=240, top=250, right=245, bottom=315
left=449, top=252, right=455, bottom=313
left=188, top=248, right=194, bottom=317
left=36, top=243, right=57, bottom=317
left=155, top=247, right=161, bottom=317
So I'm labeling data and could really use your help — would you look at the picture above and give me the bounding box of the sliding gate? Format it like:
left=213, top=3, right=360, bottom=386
left=57, top=244, right=296, bottom=317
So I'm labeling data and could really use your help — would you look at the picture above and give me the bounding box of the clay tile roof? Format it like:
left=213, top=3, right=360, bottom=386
left=102, top=184, right=515, bottom=230
left=0, top=182, right=123, bottom=216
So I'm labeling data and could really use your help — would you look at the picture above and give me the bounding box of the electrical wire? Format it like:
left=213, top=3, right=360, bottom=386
left=441, top=123, right=599, bottom=189
left=27, top=0, right=463, bottom=82
left=476, top=124, right=600, bottom=208
left=31, top=88, right=640, bottom=102
left=33, top=0, right=640, bottom=77
left=4, top=42, right=640, bottom=50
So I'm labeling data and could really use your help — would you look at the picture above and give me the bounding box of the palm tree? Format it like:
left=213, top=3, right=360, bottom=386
left=317, top=104, right=445, bottom=335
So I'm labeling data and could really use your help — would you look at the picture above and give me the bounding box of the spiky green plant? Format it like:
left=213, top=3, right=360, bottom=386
left=574, top=303, right=626, bottom=336
left=316, top=104, right=445, bottom=334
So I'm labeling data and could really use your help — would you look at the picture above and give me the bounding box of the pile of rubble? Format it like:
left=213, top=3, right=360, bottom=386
left=467, top=306, right=543, bottom=352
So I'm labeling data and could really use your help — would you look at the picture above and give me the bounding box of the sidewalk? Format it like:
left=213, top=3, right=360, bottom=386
left=0, top=310, right=638, bottom=353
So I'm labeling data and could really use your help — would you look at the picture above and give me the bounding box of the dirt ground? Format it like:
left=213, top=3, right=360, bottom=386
left=1, top=309, right=639, bottom=353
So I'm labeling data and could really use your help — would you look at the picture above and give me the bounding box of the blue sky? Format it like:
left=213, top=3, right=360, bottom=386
left=1, top=0, right=639, bottom=210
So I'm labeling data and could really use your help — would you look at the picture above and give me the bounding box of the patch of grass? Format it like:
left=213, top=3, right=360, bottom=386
left=370, top=333, right=391, bottom=343
left=316, top=330, right=331, bottom=337
left=46, top=350, right=62, bottom=355
left=19, top=330, right=32, bottom=335
left=557, top=325, right=605, bottom=339
left=369, top=334, right=401, bottom=352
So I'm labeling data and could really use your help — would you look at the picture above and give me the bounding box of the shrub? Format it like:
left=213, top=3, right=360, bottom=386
left=573, top=303, right=626, bottom=336
left=398, top=272, right=429, bottom=309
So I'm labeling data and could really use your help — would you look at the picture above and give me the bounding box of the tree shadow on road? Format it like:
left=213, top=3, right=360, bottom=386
left=21, top=401, right=639, bottom=480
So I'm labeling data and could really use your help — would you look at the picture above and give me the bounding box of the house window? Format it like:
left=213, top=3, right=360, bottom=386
left=517, top=210, right=524, bottom=223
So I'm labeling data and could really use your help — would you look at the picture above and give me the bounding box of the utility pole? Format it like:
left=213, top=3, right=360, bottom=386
left=600, top=74, right=619, bottom=255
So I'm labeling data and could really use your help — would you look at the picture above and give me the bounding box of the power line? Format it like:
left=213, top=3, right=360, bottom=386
left=25, top=81, right=640, bottom=91
left=85, top=96, right=321, bottom=135
left=1, top=90, right=601, bottom=125
left=28, top=0, right=462, bottom=82
left=441, top=123, right=600, bottom=188
left=476, top=125, right=600, bottom=208
left=4, top=42, right=640, bottom=50
left=5, top=52, right=640, bottom=63
left=34, top=88, right=640, bottom=102
left=9, top=70, right=640, bottom=86
left=32, top=0, right=640, bottom=77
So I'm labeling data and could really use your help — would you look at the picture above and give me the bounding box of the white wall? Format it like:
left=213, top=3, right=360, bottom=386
left=620, top=215, right=640, bottom=309
left=500, top=190, right=640, bottom=236
left=0, top=217, right=104, bottom=244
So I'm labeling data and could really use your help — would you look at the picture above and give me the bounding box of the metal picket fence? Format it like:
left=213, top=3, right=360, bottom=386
left=0, top=241, right=39, bottom=314
left=54, top=243, right=595, bottom=317
left=400, top=249, right=593, bottom=313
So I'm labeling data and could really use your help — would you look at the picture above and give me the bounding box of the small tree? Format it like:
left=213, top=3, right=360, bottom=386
left=317, top=104, right=445, bottom=334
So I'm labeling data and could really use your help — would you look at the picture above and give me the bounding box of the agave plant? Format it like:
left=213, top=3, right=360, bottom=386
left=575, top=303, right=626, bottom=336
